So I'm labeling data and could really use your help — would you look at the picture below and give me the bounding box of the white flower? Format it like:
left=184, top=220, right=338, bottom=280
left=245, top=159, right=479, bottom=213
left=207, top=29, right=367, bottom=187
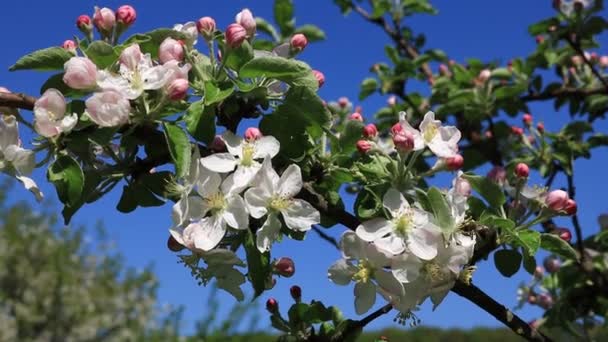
left=97, top=44, right=170, bottom=100
left=170, top=165, right=248, bottom=252
left=0, top=115, right=43, bottom=202
left=173, top=22, right=198, bottom=46
left=328, top=231, right=404, bottom=315
left=85, top=90, right=130, bottom=127
left=201, top=249, right=246, bottom=301
left=356, top=188, right=441, bottom=260
left=244, top=158, right=320, bottom=252
left=170, top=148, right=202, bottom=227
left=201, top=131, right=280, bottom=190
left=397, top=111, right=460, bottom=158
left=560, top=0, right=593, bottom=15
left=33, top=89, right=78, bottom=138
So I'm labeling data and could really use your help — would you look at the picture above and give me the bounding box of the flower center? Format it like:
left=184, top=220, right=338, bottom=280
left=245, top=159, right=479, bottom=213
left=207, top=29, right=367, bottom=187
left=393, top=211, right=413, bottom=238
left=241, top=144, right=255, bottom=167
left=269, top=195, right=290, bottom=211
left=352, top=259, right=374, bottom=283
left=422, top=261, right=447, bottom=283
left=423, top=123, right=438, bottom=143
left=206, top=192, right=226, bottom=213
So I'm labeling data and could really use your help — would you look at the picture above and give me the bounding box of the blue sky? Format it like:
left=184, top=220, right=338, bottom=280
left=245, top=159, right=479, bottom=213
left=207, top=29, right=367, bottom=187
left=1, top=0, right=607, bottom=334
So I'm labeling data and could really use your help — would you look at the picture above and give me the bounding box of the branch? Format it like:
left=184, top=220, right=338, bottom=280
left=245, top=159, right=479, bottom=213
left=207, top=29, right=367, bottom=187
left=356, top=303, right=393, bottom=328
left=520, top=86, right=606, bottom=102
left=452, top=281, right=552, bottom=341
left=566, top=172, right=586, bottom=261
left=0, top=92, right=37, bottom=111
left=312, top=225, right=339, bottom=249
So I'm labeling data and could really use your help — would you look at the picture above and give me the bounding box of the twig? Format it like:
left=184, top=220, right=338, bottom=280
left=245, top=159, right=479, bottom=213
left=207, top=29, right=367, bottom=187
left=312, top=225, right=339, bottom=250
left=566, top=173, right=586, bottom=261
left=356, top=303, right=393, bottom=328
left=520, top=86, right=605, bottom=102
left=0, top=92, right=37, bottom=110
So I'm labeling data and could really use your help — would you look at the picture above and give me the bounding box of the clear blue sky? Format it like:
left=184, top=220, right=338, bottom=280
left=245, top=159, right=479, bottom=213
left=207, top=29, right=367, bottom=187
left=1, top=0, right=607, bottom=334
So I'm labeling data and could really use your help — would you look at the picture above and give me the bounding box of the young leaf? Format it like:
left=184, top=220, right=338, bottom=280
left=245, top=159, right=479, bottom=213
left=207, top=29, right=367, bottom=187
left=10, top=47, right=73, bottom=71
left=274, top=0, right=295, bottom=35
left=47, top=155, right=85, bottom=207
left=163, top=123, right=192, bottom=178
left=494, top=249, right=522, bottom=277
left=462, top=173, right=506, bottom=209
left=243, top=229, right=270, bottom=298
left=185, top=100, right=216, bottom=144
left=204, top=80, right=234, bottom=105
left=427, top=187, right=454, bottom=233
left=240, top=56, right=317, bottom=90
left=86, top=41, right=118, bottom=69
left=359, top=78, right=378, bottom=100
left=540, top=233, right=578, bottom=260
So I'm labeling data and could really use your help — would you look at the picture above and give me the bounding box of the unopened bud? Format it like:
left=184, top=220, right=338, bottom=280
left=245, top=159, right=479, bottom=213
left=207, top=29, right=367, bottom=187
left=537, top=122, right=545, bottom=133
left=159, top=38, right=184, bottom=64
left=478, top=69, right=491, bottom=82
left=439, top=63, right=450, bottom=76
left=543, top=256, right=561, bottom=273
left=538, top=293, right=554, bottom=309
left=62, top=40, right=77, bottom=53
left=393, top=132, right=414, bottom=152
left=349, top=112, right=363, bottom=122
left=534, top=266, right=544, bottom=279
left=235, top=8, right=256, bottom=37
left=545, top=190, right=569, bottom=211
left=446, top=154, right=464, bottom=170
left=290, top=33, right=308, bottom=52
left=338, top=97, right=349, bottom=108
left=391, top=122, right=403, bottom=135
left=116, top=5, right=136, bottom=26
left=197, top=17, right=216, bottom=40
left=522, top=113, right=533, bottom=125
left=487, top=166, right=507, bottom=184
left=387, top=95, right=396, bottom=107
left=167, top=78, right=189, bottom=100
left=274, top=257, right=295, bottom=277
left=266, top=298, right=279, bottom=313
left=93, top=7, right=116, bottom=35
left=362, top=124, right=378, bottom=138
left=515, top=163, right=529, bottom=178
left=554, top=227, right=572, bottom=242
left=225, top=23, right=247, bottom=48
left=564, top=199, right=577, bottom=215
left=76, top=14, right=93, bottom=33
left=312, top=70, right=325, bottom=88
left=290, top=285, right=302, bottom=301
left=511, top=126, right=524, bottom=136
left=245, top=127, right=263, bottom=142
left=599, top=56, right=608, bottom=68
left=356, top=140, right=372, bottom=154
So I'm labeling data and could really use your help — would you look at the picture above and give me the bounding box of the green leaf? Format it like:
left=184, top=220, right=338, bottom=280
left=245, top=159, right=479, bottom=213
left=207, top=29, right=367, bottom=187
left=288, top=303, right=309, bottom=327
left=294, top=24, right=326, bottom=42
left=116, top=183, right=164, bottom=213
left=354, top=188, right=383, bottom=219
left=494, top=249, right=522, bottom=277
left=85, top=41, right=118, bottom=69
left=240, top=56, right=317, bottom=90
left=522, top=252, right=537, bottom=275
left=540, top=233, right=578, bottom=260
left=256, top=17, right=280, bottom=41
left=162, top=123, right=191, bottom=178
left=462, top=173, right=506, bottom=209
left=139, top=171, right=175, bottom=200
left=125, top=28, right=187, bottom=59
left=243, top=229, right=270, bottom=298
left=185, top=100, right=216, bottom=144
left=224, top=40, right=254, bottom=71
left=528, top=18, right=559, bottom=35
left=359, top=78, right=378, bottom=100
left=517, top=229, right=541, bottom=256
left=270, top=315, right=291, bottom=332
left=490, top=68, right=512, bottom=79
left=204, top=81, right=234, bottom=105
left=494, top=84, right=527, bottom=100
left=47, top=155, right=84, bottom=207
left=274, top=0, right=295, bottom=35
left=61, top=171, right=101, bottom=224
left=427, top=187, right=455, bottom=233
left=305, top=301, right=333, bottom=324
left=9, top=47, right=73, bottom=71
left=338, top=120, right=364, bottom=153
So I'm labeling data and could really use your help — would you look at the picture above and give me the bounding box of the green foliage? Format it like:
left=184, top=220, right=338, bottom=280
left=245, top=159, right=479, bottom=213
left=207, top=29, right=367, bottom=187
left=9, top=47, right=73, bottom=71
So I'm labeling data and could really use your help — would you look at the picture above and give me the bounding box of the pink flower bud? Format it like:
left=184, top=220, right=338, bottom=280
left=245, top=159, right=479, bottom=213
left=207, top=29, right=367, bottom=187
left=116, top=5, right=136, bottom=26
left=511, top=126, right=524, bottom=136
left=159, top=38, right=184, bottom=64
left=290, top=285, right=302, bottom=301
left=564, top=199, right=577, bottom=215
left=119, top=44, right=143, bottom=70
left=312, top=70, right=325, bottom=88
left=538, top=293, right=553, bottom=309
left=590, top=52, right=598, bottom=61
left=76, top=14, right=92, bottom=32
left=349, top=112, right=363, bottom=122
left=93, top=7, right=116, bottom=33
left=534, top=266, right=544, bottom=279
left=543, top=256, right=561, bottom=273
left=338, top=97, right=349, bottom=108
left=545, top=190, right=569, bottom=211
left=167, top=78, right=189, bottom=101
left=515, top=163, right=529, bottom=178
left=537, top=122, right=545, bottom=133
left=225, top=23, right=247, bottom=48
left=273, top=257, right=295, bottom=277
left=266, top=298, right=279, bottom=313
left=355, top=106, right=363, bottom=114
left=478, top=69, right=491, bottom=82
left=393, top=132, right=414, bottom=152
left=167, top=235, right=185, bottom=252
left=235, top=8, right=256, bottom=37
left=63, top=57, right=98, bottom=90
left=599, top=56, right=608, bottom=68
left=244, top=127, right=263, bottom=141
left=356, top=140, right=372, bottom=154
left=290, top=33, right=308, bottom=51
left=535, top=35, right=544, bottom=44
left=362, top=124, right=378, bottom=138
left=210, top=135, right=226, bottom=151
left=61, top=40, right=77, bottom=53
left=556, top=227, right=572, bottom=242
left=446, top=154, right=464, bottom=170
left=455, top=177, right=472, bottom=197
left=85, top=90, right=131, bottom=127
left=522, top=113, right=533, bottom=125
left=196, top=17, right=216, bottom=40
left=391, top=122, right=403, bottom=135
left=487, top=166, right=507, bottom=184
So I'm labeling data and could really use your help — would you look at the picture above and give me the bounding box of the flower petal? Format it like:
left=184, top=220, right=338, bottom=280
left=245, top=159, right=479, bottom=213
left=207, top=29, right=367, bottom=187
left=221, top=131, right=243, bottom=158
left=339, top=231, right=367, bottom=260
left=200, top=153, right=237, bottom=173
left=356, top=218, right=392, bottom=242
left=281, top=199, right=319, bottom=232
left=253, top=136, right=280, bottom=159
left=196, top=166, right=222, bottom=198
left=193, top=215, right=227, bottom=251
left=374, top=235, right=406, bottom=255
left=256, top=213, right=282, bottom=252
left=354, top=281, right=376, bottom=315
left=407, top=226, right=440, bottom=260
left=233, top=163, right=261, bottom=190
left=244, top=187, right=270, bottom=219
left=327, top=259, right=356, bottom=285
left=15, top=176, right=43, bottom=202
left=375, top=269, right=405, bottom=297
left=383, top=188, right=409, bottom=217
left=222, top=195, right=249, bottom=230
left=276, top=164, right=302, bottom=198
left=391, top=253, right=422, bottom=283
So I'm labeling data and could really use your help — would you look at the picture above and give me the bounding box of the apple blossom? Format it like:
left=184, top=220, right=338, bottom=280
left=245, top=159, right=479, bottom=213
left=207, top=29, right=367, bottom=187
left=274, top=257, right=295, bottom=277
left=159, top=38, right=184, bottom=64
left=244, top=127, right=262, bottom=141
left=116, top=5, right=136, bottom=26
left=312, top=70, right=325, bottom=88
left=392, top=131, right=414, bottom=152
left=356, top=140, right=372, bottom=154
left=235, top=8, right=256, bottom=37
left=523, top=113, right=533, bottom=125
left=328, top=231, right=404, bottom=314
left=545, top=189, right=569, bottom=211
left=387, top=95, right=397, bottom=107
left=201, top=131, right=280, bottom=190
left=445, top=154, right=464, bottom=170
left=555, top=227, right=572, bottom=242
left=173, top=22, right=198, bottom=46
left=225, top=23, right=247, bottom=48
left=363, top=124, right=378, bottom=138
left=564, top=199, right=577, bottom=215
left=290, top=33, right=308, bottom=51
left=93, top=7, right=115, bottom=35
left=85, top=90, right=130, bottom=127
left=600, top=56, right=608, bottom=68
left=244, top=158, right=320, bottom=252
left=396, top=111, right=461, bottom=157
left=76, top=14, right=93, bottom=33
left=166, top=78, right=189, bottom=101
left=61, top=40, right=76, bottom=53
left=515, top=163, right=529, bottom=178
left=543, top=256, right=561, bottom=273
left=356, top=188, right=441, bottom=259
left=170, top=149, right=202, bottom=228
left=63, top=57, right=98, bottom=90
left=33, top=89, right=78, bottom=137
left=478, top=69, right=491, bottom=82
left=197, top=16, right=216, bottom=40
left=338, top=97, right=349, bottom=108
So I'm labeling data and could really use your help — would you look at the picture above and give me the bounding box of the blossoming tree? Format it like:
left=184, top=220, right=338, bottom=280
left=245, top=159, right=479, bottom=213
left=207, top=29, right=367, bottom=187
left=0, top=0, right=607, bottom=341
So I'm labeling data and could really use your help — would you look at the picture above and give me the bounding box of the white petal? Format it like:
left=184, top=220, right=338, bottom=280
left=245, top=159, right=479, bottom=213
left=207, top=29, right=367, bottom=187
left=281, top=199, right=319, bottom=231
left=34, top=110, right=61, bottom=138
left=232, top=163, right=261, bottom=190
left=427, top=139, right=457, bottom=158
left=383, top=188, right=409, bottom=217
left=408, top=226, right=440, bottom=260
left=186, top=149, right=201, bottom=185
left=327, top=259, right=356, bottom=285
left=374, top=235, right=406, bottom=255
left=339, top=231, right=367, bottom=260
left=200, top=153, right=237, bottom=173
left=203, top=248, right=245, bottom=267
left=221, top=131, right=244, bottom=158
left=244, top=187, right=270, bottom=219
left=375, top=269, right=405, bottom=297
left=142, top=65, right=170, bottom=90
left=354, top=281, right=376, bottom=315
left=215, top=268, right=246, bottom=301
left=187, top=196, right=208, bottom=221
left=169, top=226, right=186, bottom=246
left=276, top=164, right=302, bottom=198
left=256, top=213, right=282, bottom=252
left=5, top=145, right=35, bottom=175
left=171, top=198, right=188, bottom=226
left=254, top=157, right=279, bottom=190
left=222, top=195, right=249, bottom=230
left=356, top=218, right=392, bottom=242
left=0, top=115, right=19, bottom=149
left=15, top=176, right=43, bottom=202
left=391, top=253, right=422, bottom=283
left=195, top=166, right=222, bottom=198
left=253, top=136, right=280, bottom=159
left=193, top=215, right=227, bottom=251
left=220, top=173, right=242, bottom=195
